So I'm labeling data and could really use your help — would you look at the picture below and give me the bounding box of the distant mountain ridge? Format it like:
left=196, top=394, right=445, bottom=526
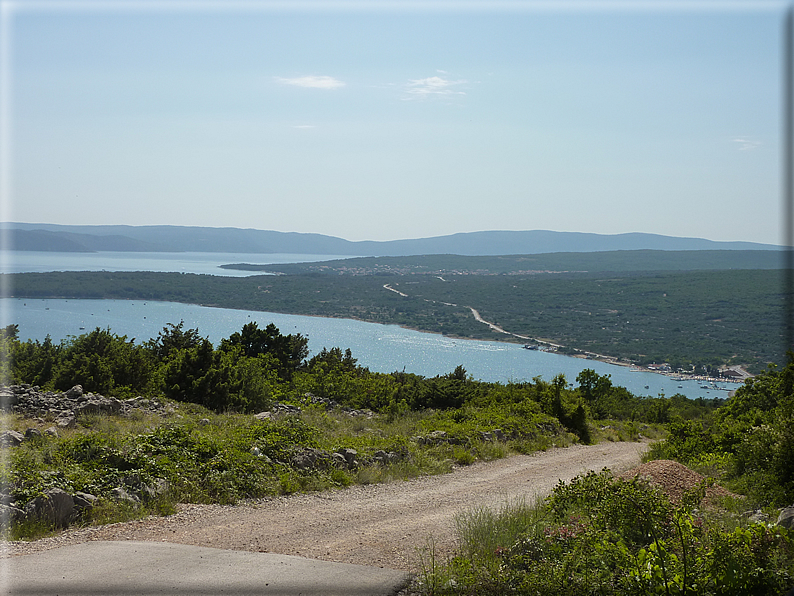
left=1, top=223, right=780, bottom=256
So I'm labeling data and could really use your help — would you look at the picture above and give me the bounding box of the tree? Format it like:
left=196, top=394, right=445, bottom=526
left=11, top=335, right=58, bottom=388
left=161, top=338, right=220, bottom=406
left=1, top=324, right=18, bottom=340
left=51, top=328, right=153, bottom=394
left=576, top=369, right=614, bottom=418
left=447, top=364, right=468, bottom=381
left=147, top=320, right=202, bottom=361
left=307, top=347, right=359, bottom=374
left=220, top=322, right=308, bottom=380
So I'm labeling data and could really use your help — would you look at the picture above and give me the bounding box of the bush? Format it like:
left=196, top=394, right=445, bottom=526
left=425, top=470, right=794, bottom=596
left=649, top=358, right=794, bottom=506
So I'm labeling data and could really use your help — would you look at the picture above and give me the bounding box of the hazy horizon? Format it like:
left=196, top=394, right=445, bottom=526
left=3, top=221, right=783, bottom=249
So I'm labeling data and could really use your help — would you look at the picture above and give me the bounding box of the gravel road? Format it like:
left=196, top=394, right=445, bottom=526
left=4, top=441, right=648, bottom=571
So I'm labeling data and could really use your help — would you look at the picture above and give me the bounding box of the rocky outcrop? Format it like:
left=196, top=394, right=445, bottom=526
left=1, top=384, right=176, bottom=532
left=412, top=423, right=555, bottom=447
left=24, top=488, right=75, bottom=528
left=413, top=430, right=462, bottom=446
left=4, top=487, right=100, bottom=531
left=302, top=393, right=375, bottom=418
left=744, top=509, right=770, bottom=524
left=1, top=385, right=172, bottom=435
left=290, top=447, right=337, bottom=471
left=287, top=446, right=409, bottom=472
left=3, top=475, right=170, bottom=532
left=0, top=430, right=25, bottom=447
left=254, top=403, right=302, bottom=421
left=0, top=503, right=26, bottom=528
left=254, top=396, right=374, bottom=423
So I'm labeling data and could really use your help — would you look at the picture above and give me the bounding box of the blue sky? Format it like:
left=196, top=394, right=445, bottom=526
left=2, top=1, right=788, bottom=244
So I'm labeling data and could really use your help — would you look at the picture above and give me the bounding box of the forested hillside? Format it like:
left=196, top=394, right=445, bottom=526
left=6, top=265, right=783, bottom=372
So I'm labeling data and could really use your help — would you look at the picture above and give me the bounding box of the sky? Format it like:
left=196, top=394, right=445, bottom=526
left=1, top=0, right=789, bottom=244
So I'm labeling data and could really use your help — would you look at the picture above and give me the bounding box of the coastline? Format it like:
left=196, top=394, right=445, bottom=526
left=7, top=295, right=752, bottom=385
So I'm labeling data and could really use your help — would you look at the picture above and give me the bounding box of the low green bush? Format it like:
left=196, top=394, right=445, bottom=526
left=424, top=469, right=794, bottom=596
left=648, top=358, right=794, bottom=506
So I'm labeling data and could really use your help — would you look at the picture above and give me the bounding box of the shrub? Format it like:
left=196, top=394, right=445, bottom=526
left=425, top=470, right=794, bottom=596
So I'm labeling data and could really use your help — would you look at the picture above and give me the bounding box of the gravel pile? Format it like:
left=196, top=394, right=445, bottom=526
left=619, top=459, right=737, bottom=505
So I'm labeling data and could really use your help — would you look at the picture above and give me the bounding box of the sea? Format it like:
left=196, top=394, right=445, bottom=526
left=1, top=251, right=737, bottom=400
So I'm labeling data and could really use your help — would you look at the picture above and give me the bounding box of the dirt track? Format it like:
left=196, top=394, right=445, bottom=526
left=5, top=441, right=648, bottom=571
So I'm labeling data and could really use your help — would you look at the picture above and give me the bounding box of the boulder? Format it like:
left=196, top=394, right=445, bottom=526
left=418, top=430, right=461, bottom=445
left=24, top=489, right=75, bottom=528
left=64, top=385, right=83, bottom=399
left=305, top=393, right=339, bottom=410
left=139, top=479, right=170, bottom=503
left=0, top=503, right=26, bottom=527
left=776, top=506, right=794, bottom=529
left=336, top=448, right=359, bottom=468
left=748, top=510, right=770, bottom=524
left=74, top=397, right=122, bottom=417
left=291, top=452, right=315, bottom=471
left=23, top=427, right=42, bottom=440
left=0, top=430, right=25, bottom=447
left=56, top=415, right=76, bottom=429
left=272, top=403, right=301, bottom=416
left=111, top=487, right=140, bottom=505
left=290, top=448, right=333, bottom=471
left=0, top=387, right=19, bottom=409
left=373, top=450, right=399, bottom=465
left=72, top=492, right=99, bottom=512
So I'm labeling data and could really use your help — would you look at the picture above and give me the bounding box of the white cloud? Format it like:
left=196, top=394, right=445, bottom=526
left=731, top=137, right=761, bottom=150
left=404, top=76, right=467, bottom=99
left=275, top=75, right=345, bottom=89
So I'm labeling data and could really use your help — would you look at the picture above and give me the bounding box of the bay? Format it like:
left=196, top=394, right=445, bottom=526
left=2, top=297, right=734, bottom=401
left=0, top=251, right=354, bottom=277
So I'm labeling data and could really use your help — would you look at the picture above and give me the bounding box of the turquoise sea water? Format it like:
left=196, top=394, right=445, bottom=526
left=2, top=297, right=734, bottom=401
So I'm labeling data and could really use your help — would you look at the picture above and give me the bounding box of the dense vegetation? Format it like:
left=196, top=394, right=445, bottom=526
left=648, top=358, right=794, bottom=507
left=2, top=322, right=707, bottom=431
left=422, top=471, right=792, bottom=596
left=420, top=358, right=794, bottom=596
left=2, top=322, right=793, bottom=593
left=6, top=264, right=784, bottom=372
left=224, top=249, right=784, bottom=275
